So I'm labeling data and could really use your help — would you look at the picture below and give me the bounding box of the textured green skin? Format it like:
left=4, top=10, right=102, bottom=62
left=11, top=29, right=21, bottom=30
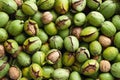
left=56, top=15, right=71, bottom=30
left=7, top=20, right=24, bottom=36
left=37, top=29, right=48, bottom=43
left=37, top=0, right=55, bottom=10
left=114, top=54, right=120, bottom=62
left=54, top=0, right=68, bottom=14
left=14, top=33, right=27, bottom=45
left=0, top=0, right=17, bottom=14
left=98, top=0, right=116, bottom=19
left=89, top=41, right=102, bottom=56
left=99, top=73, right=114, bottom=80
left=76, top=47, right=90, bottom=63
left=58, top=29, right=70, bottom=39
left=42, top=66, right=54, bottom=78
left=81, top=59, right=99, bottom=75
left=103, top=46, right=118, bottom=61
left=15, top=9, right=28, bottom=21
left=32, top=11, right=43, bottom=27
left=32, top=51, right=45, bottom=66
left=112, top=15, right=120, bottom=30
left=101, top=21, right=116, bottom=37
left=40, top=43, right=50, bottom=54
left=69, top=71, right=82, bottom=80
left=24, top=19, right=39, bottom=36
left=111, top=62, right=120, bottom=78
left=114, top=32, right=120, bottom=49
left=49, top=35, right=63, bottom=50
left=52, top=68, right=70, bottom=80
left=23, top=36, right=42, bottom=54
left=0, top=28, right=8, bottom=43
left=4, top=39, right=19, bottom=54
left=22, top=67, right=32, bottom=79
left=0, top=60, right=10, bottom=79
left=80, top=26, right=99, bottom=42
left=87, top=11, right=105, bottom=27
left=64, top=36, right=79, bottom=52
left=63, top=52, right=75, bottom=66
left=22, top=1, right=38, bottom=16
left=0, top=12, right=9, bottom=27
left=86, top=0, right=102, bottom=10
left=17, top=52, right=31, bottom=67
left=74, top=12, right=86, bottom=26
left=44, top=22, right=58, bottom=36
left=29, top=63, right=43, bottom=79
left=72, top=0, right=86, bottom=12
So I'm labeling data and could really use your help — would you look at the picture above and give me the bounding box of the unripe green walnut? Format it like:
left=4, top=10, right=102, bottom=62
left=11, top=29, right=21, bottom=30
left=112, top=15, right=120, bottom=31
left=64, top=36, right=79, bottom=52
left=22, top=1, right=38, bottom=16
left=69, top=71, right=82, bottom=80
left=89, top=40, right=102, bottom=56
left=87, top=11, right=105, bottom=27
left=99, top=73, right=114, bottom=80
left=49, top=35, right=63, bottom=50
left=0, top=28, right=8, bottom=43
left=103, top=46, right=118, bottom=61
left=54, top=0, right=69, bottom=14
left=101, top=21, right=116, bottom=37
left=80, top=26, right=99, bottom=42
left=81, top=59, right=99, bottom=76
left=23, top=36, right=42, bottom=54
left=114, top=32, right=120, bottom=49
left=0, top=12, right=9, bottom=28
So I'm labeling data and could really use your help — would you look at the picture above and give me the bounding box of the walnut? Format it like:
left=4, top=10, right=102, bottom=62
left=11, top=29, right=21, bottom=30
left=100, top=60, right=111, bottom=72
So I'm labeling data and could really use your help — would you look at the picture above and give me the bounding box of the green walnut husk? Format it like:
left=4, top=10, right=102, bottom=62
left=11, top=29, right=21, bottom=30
left=74, top=12, right=86, bottom=26
left=54, top=0, right=69, bottom=14
left=103, top=46, right=118, bottom=61
left=42, top=66, right=54, bottom=79
left=87, top=11, right=105, bottom=27
left=80, top=26, right=99, bottom=42
left=23, top=36, right=42, bottom=54
left=17, top=51, right=31, bottom=67
left=58, top=29, right=70, bottom=39
left=55, top=15, right=71, bottom=30
left=22, top=67, right=31, bottom=79
left=98, top=0, right=116, bottom=19
left=0, top=28, right=8, bottom=43
left=71, top=0, right=86, bottom=12
left=49, top=35, right=63, bottom=50
left=64, top=36, right=79, bottom=52
left=101, top=21, right=116, bottom=37
left=63, top=52, right=75, bottom=67
left=20, top=77, right=28, bottom=80
left=81, top=59, right=99, bottom=76
left=0, top=12, right=9, bottom=28
left=76, top=47, right=90, bottom=63
left=37, top=0, right=55, bottom=10
left=112, top=15, right=120, bottom=31
left=89, top=40, right=102, bottom=56
left=98, top=73, right=114, bottom=80
left=40, top=43, right=50, bottom=54
left=24, top=19, right=39, bottom=36
left=0, top=60, right=10, bottom=79
left=111, top=62, right=120, bottom=78
left=52, top=68, right=70, bottom=80
left=0, top=0, right=18, bottom=14
left=114, top=54, right=120, bottom=62
left=4, top=39, right=19, bottom=54
left=86, top=0, right=102, bottom=10
left=22, top=1, right=38, bottom=16
left=32, top=51, right=45, bottom=66
left=69, top=71, right=82, bottom=80
left=46, top=49, right=61, bottom=64
left=114, top=32, right=120, bottom=49
left=7, top=20, right=24, bottom=36
left=29, top=63, right=43, bottom=79
left=44, top=22, right=58, bottom=36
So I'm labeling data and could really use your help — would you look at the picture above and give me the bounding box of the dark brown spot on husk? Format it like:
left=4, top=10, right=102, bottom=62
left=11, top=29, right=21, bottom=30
left=56, top=19, right=69, bottom=29
left=72, top=0, right=83, bottom=10
left=0, top=62, right=7, bottom=71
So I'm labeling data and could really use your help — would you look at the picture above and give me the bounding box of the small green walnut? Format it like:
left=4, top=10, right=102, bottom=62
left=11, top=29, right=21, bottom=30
left=112, top=15, right=120, bottom=31
left=0, top=28, right=8, bottom=43
left=69, top=71, right=82, bottom=80
left=80, top=26, right=99, bottom=42
left=99, top=73, right=114, bottom=80
left=81, top=59, right=99, bottom=76
left=114, top=32, right=120, bottom=49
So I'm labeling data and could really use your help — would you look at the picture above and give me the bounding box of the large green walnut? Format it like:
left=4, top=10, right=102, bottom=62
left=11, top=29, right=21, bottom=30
left=81, top=59, right=99, bottom=76
left=23, top=36, right=42, bottom=54
left=64, top=36, right=79, bottom=52
left=80, top=26, right=99, bottom=42
left=54, top=0, right=69, bottom=14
